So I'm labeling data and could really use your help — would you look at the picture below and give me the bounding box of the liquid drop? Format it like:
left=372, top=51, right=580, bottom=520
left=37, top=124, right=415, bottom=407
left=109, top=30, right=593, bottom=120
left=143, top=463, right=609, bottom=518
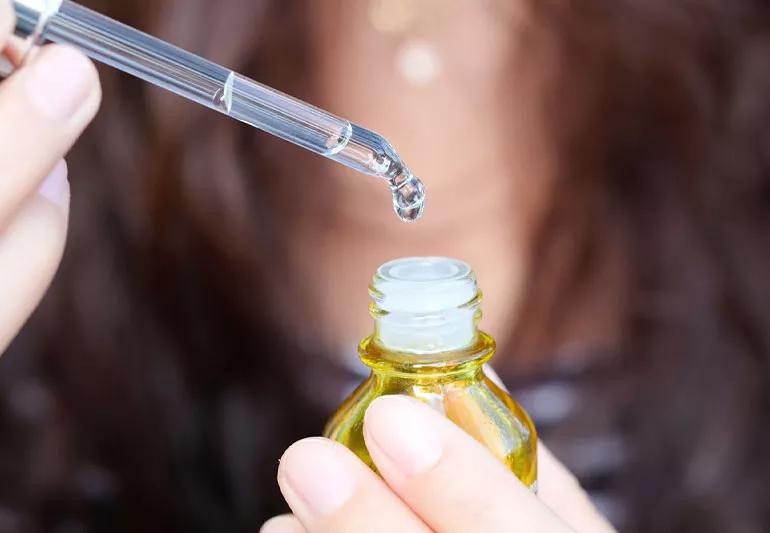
left=390, top=170, right=426, bottom=222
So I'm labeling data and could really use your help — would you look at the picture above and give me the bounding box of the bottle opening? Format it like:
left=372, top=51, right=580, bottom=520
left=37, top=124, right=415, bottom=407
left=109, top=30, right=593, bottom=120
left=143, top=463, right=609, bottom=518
left=370, top=257, right=480, bottom=353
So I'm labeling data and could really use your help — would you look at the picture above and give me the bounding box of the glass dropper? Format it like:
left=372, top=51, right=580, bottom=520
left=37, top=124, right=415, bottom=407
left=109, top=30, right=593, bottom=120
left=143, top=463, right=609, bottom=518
left=12, top=0, right=425, bottom=222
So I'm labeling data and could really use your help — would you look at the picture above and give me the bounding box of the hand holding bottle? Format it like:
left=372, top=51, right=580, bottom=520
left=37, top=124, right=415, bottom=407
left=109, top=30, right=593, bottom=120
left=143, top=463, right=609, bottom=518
left=262, top=396, right=615, bottom=533
left=0, top=0, right=100, bottom=353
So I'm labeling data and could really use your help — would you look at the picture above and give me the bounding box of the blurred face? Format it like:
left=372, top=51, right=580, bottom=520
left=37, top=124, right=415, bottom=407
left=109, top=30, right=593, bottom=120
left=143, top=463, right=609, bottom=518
left=282, top=1, right=554, bottom=359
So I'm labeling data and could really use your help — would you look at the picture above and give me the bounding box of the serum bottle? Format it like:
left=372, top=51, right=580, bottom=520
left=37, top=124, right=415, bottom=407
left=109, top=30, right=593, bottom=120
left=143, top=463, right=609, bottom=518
left=324, top=257, right=537, bottom=490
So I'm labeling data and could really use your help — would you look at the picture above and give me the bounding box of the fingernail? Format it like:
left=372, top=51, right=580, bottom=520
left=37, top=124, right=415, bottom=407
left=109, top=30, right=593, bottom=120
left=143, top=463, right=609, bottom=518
left=0, top=55, right=12, bottom=77
left=364, top=395, right=443, bottom=475
left=26, top=46, right=94, bottom=121
left=278, top=438, right=355, bottom=516
left=37, top=159, right=69, bottom=210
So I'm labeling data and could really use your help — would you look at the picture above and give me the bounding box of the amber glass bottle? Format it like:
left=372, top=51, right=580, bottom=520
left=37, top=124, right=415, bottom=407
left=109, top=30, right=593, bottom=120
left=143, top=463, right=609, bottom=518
left=324, top=257, right=537, bottom=490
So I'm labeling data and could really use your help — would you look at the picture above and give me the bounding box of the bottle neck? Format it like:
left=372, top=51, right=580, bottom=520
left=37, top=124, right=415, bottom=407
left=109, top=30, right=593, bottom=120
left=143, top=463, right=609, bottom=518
left=359, top=329, right=496, bottom=378
left=372, top=293, right=482, bottom=353
left=362, top=257, right=492, bottom=377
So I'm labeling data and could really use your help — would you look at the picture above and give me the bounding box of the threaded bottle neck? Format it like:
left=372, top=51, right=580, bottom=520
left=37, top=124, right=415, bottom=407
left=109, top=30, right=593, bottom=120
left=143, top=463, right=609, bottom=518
left=367, top=257, right=483, bottom=354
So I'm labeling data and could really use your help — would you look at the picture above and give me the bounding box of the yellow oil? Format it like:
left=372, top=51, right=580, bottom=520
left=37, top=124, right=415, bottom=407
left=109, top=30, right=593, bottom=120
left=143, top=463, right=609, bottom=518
left=324, top=331, right=538, bottom=489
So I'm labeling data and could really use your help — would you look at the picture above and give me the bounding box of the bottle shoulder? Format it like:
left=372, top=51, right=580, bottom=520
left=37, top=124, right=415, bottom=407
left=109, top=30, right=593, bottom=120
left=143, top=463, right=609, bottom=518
left=324, top=370, right=537, bottom=488
left=325, top=371, right=537, bottom=453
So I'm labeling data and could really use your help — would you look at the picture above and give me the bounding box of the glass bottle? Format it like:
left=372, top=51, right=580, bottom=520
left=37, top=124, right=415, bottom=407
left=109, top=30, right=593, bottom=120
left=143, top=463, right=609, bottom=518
left=324, top=257, right=537, bottom=490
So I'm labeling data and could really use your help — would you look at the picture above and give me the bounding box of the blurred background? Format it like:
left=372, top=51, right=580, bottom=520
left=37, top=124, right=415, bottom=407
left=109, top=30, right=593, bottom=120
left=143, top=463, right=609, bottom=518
left=2, top=0, right=770, bottom=531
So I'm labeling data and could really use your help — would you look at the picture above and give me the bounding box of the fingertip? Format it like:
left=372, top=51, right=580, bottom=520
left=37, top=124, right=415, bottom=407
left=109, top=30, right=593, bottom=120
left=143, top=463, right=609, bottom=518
left=364, top=395, right=404, bottom=441
left=277, top=438, right=357, bottom=517
left=363, top=394, right=389, bottom=425
left=25, top=44, right=100, bottom=123
left=260, top=514, right=305, bottom=533
left=483, top=364, right=508, bottom=391
left=278, top=437, right=336, bottom=469
left=43, top=44, right=100, bottom=88
left=364, top=395, right=439, bottom=435
left=363, top=395, right=444, bottom=477
left=365, top=394, right=423, bottom=422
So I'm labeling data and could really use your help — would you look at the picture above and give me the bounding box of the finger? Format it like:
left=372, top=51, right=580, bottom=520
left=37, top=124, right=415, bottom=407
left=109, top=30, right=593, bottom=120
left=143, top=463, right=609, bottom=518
left=0, top=0, right=13, bottom=49
left=0, top=44, right=100, bottom=228
left=0, top=160, right=69, bottom=353
left=277, top=437, right=430, bottom=533
left=260, top=514, right=306, bottom=533
left=364, top=395, right=571, bottom=532
left=538, top=443, right=616, bottom=532
left=483, top=364, right=507, bottom=390
left=480, top=369, right=615, bottom=531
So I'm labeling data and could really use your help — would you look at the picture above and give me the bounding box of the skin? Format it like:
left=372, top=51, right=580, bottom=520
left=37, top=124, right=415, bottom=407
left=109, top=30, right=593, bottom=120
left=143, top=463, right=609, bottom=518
left=0, top=3, right=101, bottom=353
left=289, top=0, right=555, bottom=352
left=266, top=2, right=615, bottom=529
left=0, top=1, right=611, bottom=530
left=262, top=396, right=614, bottom=533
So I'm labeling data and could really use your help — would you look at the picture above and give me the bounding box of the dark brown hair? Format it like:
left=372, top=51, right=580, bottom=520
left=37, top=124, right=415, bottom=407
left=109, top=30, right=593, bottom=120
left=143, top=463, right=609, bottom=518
left=509, top=1, right=770, bottom=531
left=1, top=0, right=769, bottom=531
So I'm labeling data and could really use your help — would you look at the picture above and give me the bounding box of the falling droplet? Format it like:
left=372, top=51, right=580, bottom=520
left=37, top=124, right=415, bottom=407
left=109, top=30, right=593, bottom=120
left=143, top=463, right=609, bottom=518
left=390, top=169, right=425, bottom=222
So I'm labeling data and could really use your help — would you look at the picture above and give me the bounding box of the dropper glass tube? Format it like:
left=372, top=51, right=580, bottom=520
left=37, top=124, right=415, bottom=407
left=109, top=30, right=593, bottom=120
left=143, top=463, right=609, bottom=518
left=12, top=0, right=425, bottom=221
